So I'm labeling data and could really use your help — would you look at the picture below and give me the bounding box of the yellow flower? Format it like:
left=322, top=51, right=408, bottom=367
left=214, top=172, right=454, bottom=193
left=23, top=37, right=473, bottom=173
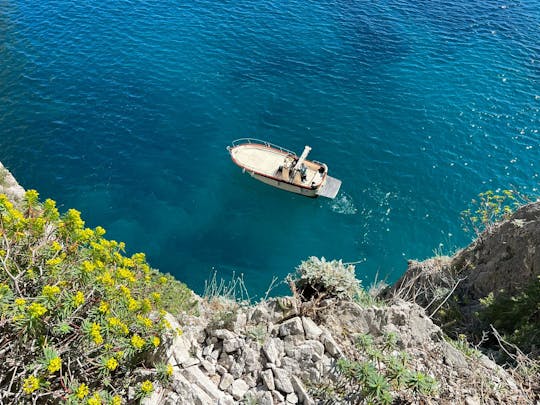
left=110, top=395, right=122, bottom=405
left=15, top=298, right=26, bottom=307
left=161, top=318, right=171, bottom=330
left=77, top=228, right=94, bottom=241
left=100, top=272, right=114, bottom=286
left=13, top=314, right=24, bottom=322
left=51, top=241, right=62, bottom=252
left=176, top=328, right=183, bottom=336
left=47, top=357, right=62, bottom=373
left=115, top=351, right=124, bottom=359
left=119, top=285, right=131, bottom=298
left=140, top=380, right=154, bottom=394
left=159, top=276, right=167, bottom=284
left=117, top=268, right=135, bottom=283
left=141, top=298, right=152, bottom=313
left=95, top=226, right=106, bottom=236
left=151, top=292, right=161, bottom=301
left=105, top=357, right=118, bottom=371
left=43, top=198, right=59, bottom=220
left=98, top=301, right=110, bottom=314
left=137, top=315, right=153, bottom=328
left=166, top=364, right=173, bottom=376
left=131, top=334, right=145, bottom=350
left=42, top=284, right=61, bottom=298
left=28, top=303, right=47, bottom=318
left=46, top=256, right=63, bottom=267
left=73, top=291, right=85, bottom=306
left=87, top=392, right=102, bottom=405
left=152, top=336, right=160, bottom=347
left=22, top=375, right=40, bottom=394
left=127, top=298, right=140, bottom=312
left=90, top=323, right=103, bottom=345
left=108, top=317, right=129, bottom=335
left=82, top=260, right=96, bottom=273
left=132, top=252, right=146, bottom=264
left=76, top=383, right=89, bottom=399
left=64, top=208, right=84, bottom=230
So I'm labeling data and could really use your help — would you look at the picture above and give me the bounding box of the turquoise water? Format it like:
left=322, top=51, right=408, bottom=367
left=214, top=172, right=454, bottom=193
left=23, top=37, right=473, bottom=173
left=1, top=0, right=539, bottom=296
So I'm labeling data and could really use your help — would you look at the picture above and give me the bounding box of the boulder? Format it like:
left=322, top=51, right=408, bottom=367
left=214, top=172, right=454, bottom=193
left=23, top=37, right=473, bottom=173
left=301, top=317, right=323, bottom=340
left=219, top=373, right=234, bottom=391
left=230, top=379, right=249, bottom=400
left=263, top=338, right=283, bottom=365
left=273, top=368, right=294, bottom=394
left=279, top=317, right=304, bottom=337
left=261, top=368, right=275, bottom=390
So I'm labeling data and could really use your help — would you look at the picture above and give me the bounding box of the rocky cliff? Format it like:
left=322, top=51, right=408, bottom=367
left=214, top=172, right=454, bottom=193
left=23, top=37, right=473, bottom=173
left=145, top=294, right=528, bottom=404
left=0, top=162, right=25, bottom=203
left=392, top=202, right=540, bottom=334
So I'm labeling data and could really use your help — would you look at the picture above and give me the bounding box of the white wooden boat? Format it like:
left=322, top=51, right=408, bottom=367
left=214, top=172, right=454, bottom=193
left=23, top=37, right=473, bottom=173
left=227, top=138, right=342, bottom=199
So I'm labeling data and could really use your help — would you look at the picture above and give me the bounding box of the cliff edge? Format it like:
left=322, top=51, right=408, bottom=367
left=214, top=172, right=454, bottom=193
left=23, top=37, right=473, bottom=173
left=0, top=162, right=25, bottom=204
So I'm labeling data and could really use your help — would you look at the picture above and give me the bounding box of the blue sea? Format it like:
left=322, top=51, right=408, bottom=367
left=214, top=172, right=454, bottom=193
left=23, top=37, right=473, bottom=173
left=1, top=0, right=539, bottom=296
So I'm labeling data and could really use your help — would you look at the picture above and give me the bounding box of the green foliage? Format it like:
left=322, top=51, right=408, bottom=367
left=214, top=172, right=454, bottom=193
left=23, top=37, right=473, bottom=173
left=444, top=334, right=481, bottom=359
left=0, top=191, right=197, bottom=403
left=311, top=333, right=437, bottom=404
left=479, top=276, right=540, bottom=356
left=460, top=189, right=525, bottom=235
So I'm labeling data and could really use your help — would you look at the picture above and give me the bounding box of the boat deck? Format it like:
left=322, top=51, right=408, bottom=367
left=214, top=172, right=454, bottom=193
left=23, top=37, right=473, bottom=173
left=230, top=143, right=324, bottom=187
left=230, top=144, right=285, bottom=175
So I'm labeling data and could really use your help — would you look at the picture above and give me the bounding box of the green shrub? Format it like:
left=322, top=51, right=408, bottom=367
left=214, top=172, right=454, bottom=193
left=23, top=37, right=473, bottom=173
left=444, top=334, right=481, bottom=359
left=479, top=276, right=540, bottom=357
left=460, top=189, right=525, bottom=235
left=310, top=333, right=437, bottom=404
left=0, top=191, right=197, bottom=403
left=287, top=256, right=373, bottom=303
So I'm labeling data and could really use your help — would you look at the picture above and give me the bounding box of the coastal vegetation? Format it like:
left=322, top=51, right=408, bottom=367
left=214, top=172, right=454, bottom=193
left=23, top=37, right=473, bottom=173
left=0, top=191, right=196, bottom=403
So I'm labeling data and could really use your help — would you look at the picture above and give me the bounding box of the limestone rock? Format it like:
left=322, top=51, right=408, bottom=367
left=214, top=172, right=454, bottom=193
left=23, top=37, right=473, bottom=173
left=0, top=162, right=25, bottom=203
left=321, top=331, right=343, bottom=358
left=302, top=317, right=323, bottom=340
left=286, top=392, right=299, bottom=404
left=230, top=379, right=249, bottom=400
left=273, top=368, right=294, bottom=394
left=223, top=338, right=242, bottom=353
left=212, top=329, right=236, bottom=340
left=219, top=373, right=234, bottom=391
left=184, top=365, right=225, bottom=401
left=279, top=317, right=304, bottom=337
left=291, top=375, right=314, bottom=405
left=261, top=368, right=275, bottom=390
left=263, top=338, right=283, bottom=364
left=229, top=357, right=245, bottom=379
left=259, top=391, right=274, bottom=405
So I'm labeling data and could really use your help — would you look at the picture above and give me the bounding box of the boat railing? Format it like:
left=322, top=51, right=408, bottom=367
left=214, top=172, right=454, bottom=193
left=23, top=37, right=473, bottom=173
left=228, top=138, right=324, bottom=166
left=230, top=138, right=298, bottom=156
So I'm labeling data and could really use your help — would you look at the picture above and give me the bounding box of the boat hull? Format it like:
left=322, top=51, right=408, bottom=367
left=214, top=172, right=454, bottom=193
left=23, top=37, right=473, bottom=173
left=250, top=171, right=319, bottom=197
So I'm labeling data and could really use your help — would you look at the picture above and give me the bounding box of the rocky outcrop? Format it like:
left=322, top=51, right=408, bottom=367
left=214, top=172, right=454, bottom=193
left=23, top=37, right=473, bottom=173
left=0, top=162, right=24, bottom=203
left=452, top=202, right=540, bottom=300
left=391, top=202, right=540, bottom=324
left=147, top=297, right=524, bottom=404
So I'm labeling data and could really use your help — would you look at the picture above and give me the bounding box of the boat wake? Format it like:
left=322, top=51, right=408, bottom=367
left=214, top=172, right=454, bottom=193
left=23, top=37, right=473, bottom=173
left=329, top=192, right=357, bottom=215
